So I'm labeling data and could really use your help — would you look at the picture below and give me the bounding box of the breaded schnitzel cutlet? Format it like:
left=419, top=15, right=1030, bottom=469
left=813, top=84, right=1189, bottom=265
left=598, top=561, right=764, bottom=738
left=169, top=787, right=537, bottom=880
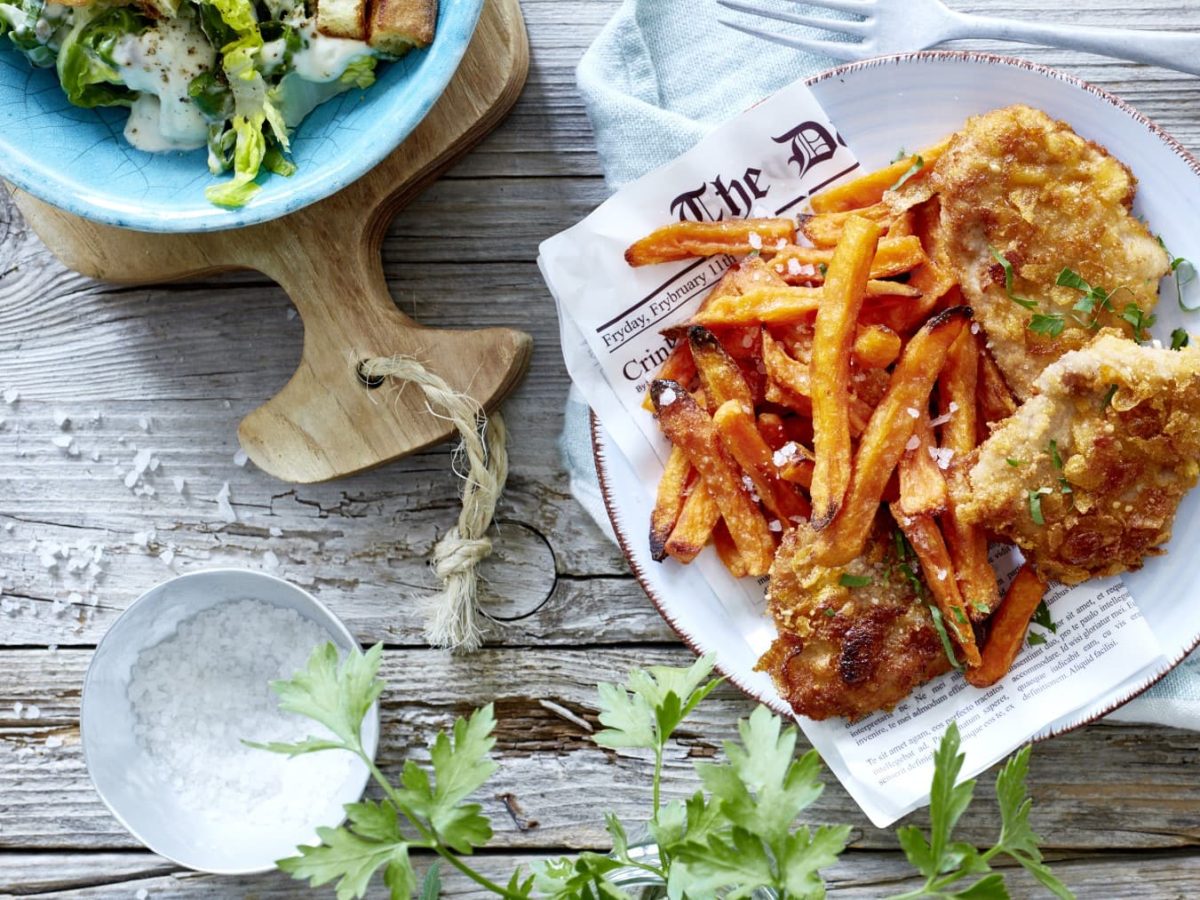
left=758, top=518, right=952, bottom=721
left=956, top=332, right=1200, bottom=585
left=933, top=105, right=1169, bottom=400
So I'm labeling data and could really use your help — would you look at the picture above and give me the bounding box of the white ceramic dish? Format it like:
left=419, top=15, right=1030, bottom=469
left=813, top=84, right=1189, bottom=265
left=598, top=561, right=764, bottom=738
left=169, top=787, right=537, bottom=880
left=592, top=51, right=1200, bottom=734
left=81, top=568, right=379, bottom=873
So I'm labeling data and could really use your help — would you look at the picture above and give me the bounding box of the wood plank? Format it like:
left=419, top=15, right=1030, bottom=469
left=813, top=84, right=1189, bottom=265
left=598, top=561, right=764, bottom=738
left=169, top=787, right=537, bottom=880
left=1, top=648, right=1198, bottom=854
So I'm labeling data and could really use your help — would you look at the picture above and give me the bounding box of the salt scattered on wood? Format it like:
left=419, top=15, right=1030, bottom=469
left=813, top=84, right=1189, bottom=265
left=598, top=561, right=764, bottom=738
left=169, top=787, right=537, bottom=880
left=262, top=550, right=280, bottom=570
left=51, top=435, right=73, bottom=450
left=269, top=526, right=283, bottom=538
left=45, top=735, right=63, bottom=749
left=53, top=410, right=69, bottom=429
left=215, top=482, right=237, bottom=523
left=138, top=416, right=150, bottom=432
left=160, top=549, right=175, bottom=566
left=172, top=476, right=186, bottom=494
left=3, top=388, right=18, bottom=405
left=233, top=448, right=248, bottom=467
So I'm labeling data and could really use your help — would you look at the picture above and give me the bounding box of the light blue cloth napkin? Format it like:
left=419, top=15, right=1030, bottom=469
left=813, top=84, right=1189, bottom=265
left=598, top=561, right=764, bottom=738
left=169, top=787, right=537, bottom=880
left=559, top=0, right=1200, bottom=730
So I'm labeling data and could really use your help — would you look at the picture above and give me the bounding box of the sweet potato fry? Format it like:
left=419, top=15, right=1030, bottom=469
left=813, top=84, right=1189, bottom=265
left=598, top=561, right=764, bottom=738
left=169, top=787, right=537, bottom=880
left=809, top=141, right=951, bottom=214
left=966, top=564, right=1049, bottom=688
left=853, top=324, right=902, bottom=369
left=776, top=441, right=815, bottom=488
left=642, top=340, right=696, bottom=412
left=713, top=400, right=811, bottom=523
left=811, top=215, right=884, bottom=527
left=896, top=413, right=947, bottom=517
left=652, top=381, right=775, bottom=575
left=692, top=280, right=920, bottom=328
left=756, top=412, right=789, bottom=450
left=625, top=218, right=796, bottom=266
left=978, top=345, right=1018, bottom=427
left=663, top=482, right=720, bottom=563
left=769, top=236, right=927, bottom=284
left=800, top=203, right=896, bottom=247
left=813, top=307, right=971, bottom=565
left=761, top=330, right=873, bottom=436
left=938, top=330, right=1000, bottom=620
left=711, top=519, right=749, bottom=578
left=889, top=505, right=982, bottom=668
left=689, top=326, right=753, bottom=412
left=650, top=446, right=692, bottom=561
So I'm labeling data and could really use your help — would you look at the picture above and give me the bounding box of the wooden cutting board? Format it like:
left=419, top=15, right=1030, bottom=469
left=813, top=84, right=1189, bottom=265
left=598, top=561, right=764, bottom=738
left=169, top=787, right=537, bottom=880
left=10, top=0, right=532, bottom=484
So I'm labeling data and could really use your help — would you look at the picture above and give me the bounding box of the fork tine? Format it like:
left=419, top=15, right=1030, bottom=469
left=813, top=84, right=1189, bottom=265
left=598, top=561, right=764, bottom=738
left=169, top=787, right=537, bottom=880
left=786, top=0, right=874, bottom=14
left=719, top=18, right=872, bottom=61
left=717, top=0, right=870, bottom=36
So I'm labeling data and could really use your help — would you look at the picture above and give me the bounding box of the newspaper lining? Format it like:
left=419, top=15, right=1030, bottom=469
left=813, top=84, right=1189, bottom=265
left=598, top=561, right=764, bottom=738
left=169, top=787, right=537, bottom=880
left=538, top=77, right=1167, bottom=826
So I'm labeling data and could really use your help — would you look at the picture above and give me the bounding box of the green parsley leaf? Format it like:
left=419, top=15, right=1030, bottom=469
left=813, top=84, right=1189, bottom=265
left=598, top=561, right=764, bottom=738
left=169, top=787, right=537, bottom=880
left=1056, top=267, right=1118, bottom=330
left=839, top=572, right=873, bottom=588
left=1121, top=303, right=1157, bottom=342
left=927, top=723, right=977, bottom=873
left=953, top=607, right=968, bottom=624
left=1055, top=267, right=1091, bottom=293
left=889, top=154, right=925, bottom=192
left=994, top=746, right=1075, bottom=898
left=278, top=822, right=409, bottom=900
left=1028, top=313, right=1065, bottom=337
left=1006, top=458, right=1024, bottom=467
left=1028, top=487, right=1052, bottom=526
left=1102, top=383, right=1118, bottom=408
left=1047, top=440, right=1063, bottom=470
left=893, top=146, right=909, bottom=163
left=928, top=604, right=964, bottom=671
left=1027, top=632, right=1048, bottom=646
left=396, top=705, right=498, bottom=854
left=594, top=653, right=719, bottom=751
left=418, top=863, right=442, bottom=900
left=1032, top=599, right=1058, bottom=634
left=1172, top=328, right=1190, bottom=350
left=818, top=262, right=829, bottom=278
left=258, top=642, right=384, bottom=753
left=1158, top=235, right=1199, bottom=312
left=973, top=600, right=991, bottom=614
left=990, top=248, right=1038, bottom=310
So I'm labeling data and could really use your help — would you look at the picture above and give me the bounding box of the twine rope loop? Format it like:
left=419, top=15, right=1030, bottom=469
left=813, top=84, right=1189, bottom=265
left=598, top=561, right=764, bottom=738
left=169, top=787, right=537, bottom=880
left=359, top=355, right=508, bottom=653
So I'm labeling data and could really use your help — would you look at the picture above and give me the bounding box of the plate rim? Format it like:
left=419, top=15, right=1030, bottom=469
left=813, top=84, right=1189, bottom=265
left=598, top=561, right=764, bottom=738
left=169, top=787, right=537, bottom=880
left=0, top=0, right=483, bottom=233
left=589, top=48, right=1200, bottom=734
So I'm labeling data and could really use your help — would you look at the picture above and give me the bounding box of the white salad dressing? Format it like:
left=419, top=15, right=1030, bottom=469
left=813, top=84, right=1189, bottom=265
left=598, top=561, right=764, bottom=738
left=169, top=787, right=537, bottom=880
left=112, top=14, right=215, bottom=152
left=291, top=22, right=372, bottom=83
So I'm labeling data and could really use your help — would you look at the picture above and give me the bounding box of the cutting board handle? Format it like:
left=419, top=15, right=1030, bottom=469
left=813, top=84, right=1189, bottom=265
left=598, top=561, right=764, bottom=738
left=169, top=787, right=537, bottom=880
left=236, top=225, right=531, bottom=482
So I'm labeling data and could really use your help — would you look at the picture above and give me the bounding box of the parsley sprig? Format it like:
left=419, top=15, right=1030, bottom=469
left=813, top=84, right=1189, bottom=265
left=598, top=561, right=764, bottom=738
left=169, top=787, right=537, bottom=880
left=1158, top=236, right=1199, bottom=312
left=253, top=645, right=1072, bottom=899
left=989, top=248, right=1037, bottom=310
left=890, top=155, right=925, bottom=192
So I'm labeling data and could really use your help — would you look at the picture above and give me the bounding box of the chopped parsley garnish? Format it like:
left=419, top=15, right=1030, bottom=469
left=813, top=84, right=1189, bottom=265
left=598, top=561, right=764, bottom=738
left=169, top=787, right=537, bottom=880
left=1158, top=235, right=1199, bottom=311
left=823, top=607, right=837, bottom=617
left=1029, top=313, right=1065, bottom=337
left=892, top=146, right=908, bottom=163
left=1027, top=631, right=1048, bottom=646
left=952, top=607, right=967, bottom=624
left=990, top=247, right=1038, bottom=310
left=839, top=573, right=872, bottom=588
left=1048, top=440, right=1063, bottom=470
left=1006, top=458, right=1024, bottom=467
left=972, top=600, right=991, bottom=614
left=889, top=155, right=925, bottom=192
left=1102, top=383, right=1118, bottom=408
left=818, top=262, right=828, bottom=277
left=927, top=604, right=964, bottom=671
left=1028, top=486, right=1052, bottom=525
left=1121, top=303, right=1157, bottom=342
left=1032, top=599, right=1058, bottom=634
left=1056, top=267, right=1115, bottom=331
left=1172, top=328, right=1190, bottom=350
left=1059, top=477, right=1073, bottom=495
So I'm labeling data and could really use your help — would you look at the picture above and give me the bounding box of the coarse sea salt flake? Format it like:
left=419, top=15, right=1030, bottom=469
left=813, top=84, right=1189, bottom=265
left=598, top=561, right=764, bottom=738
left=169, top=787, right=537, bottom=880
left=787, top=258, right=803, bottom=276
left=53, top=410, right=69, bottom=428
left=657, top=387, right=677, bottom=407
left=970, top=322, right=981, bottom=335
left=3, top=388, right=17, bottom=405
left=160, top=549, right=175, bottom=566
left=216, top=482, right=237, bottom=523
left=138, top=416, right=150, bottom=432
left=905, top=434, right=920, bottom=451
left=136, top=890, right=149, bottom=900
left=269, top=526, right=283, bottom=538
left=906, top=407, right=919, bottom=419
left=748, top=232, right=763, bottom=250
left=233, top=448, right=248, bottom=467
left=45, top=735, right=63, bottom=749
left=768, top=519, right=782, bottom=533
left=172, top=476, right=186, bottom=494
left=51, top=435, right=73, bottom=449
left=263, top=550, right=280, bottom=570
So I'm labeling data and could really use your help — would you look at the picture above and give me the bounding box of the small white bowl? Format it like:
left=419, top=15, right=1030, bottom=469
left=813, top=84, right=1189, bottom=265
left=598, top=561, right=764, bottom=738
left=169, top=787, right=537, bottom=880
left=81, top=568, right=379, bottom=873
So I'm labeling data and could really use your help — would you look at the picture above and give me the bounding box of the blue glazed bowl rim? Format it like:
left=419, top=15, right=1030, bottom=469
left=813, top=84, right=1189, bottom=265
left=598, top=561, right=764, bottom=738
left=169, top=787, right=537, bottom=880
left=0, top=0, right=484, bottom=233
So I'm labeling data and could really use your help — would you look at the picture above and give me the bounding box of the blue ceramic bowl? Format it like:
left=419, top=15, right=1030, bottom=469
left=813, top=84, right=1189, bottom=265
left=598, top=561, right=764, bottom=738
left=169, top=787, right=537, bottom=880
left=0, top=0, right=483, bottom=232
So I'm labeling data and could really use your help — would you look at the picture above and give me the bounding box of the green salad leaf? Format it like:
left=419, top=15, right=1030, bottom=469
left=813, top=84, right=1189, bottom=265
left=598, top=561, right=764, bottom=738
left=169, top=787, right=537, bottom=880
left=56, top=6, right=147, bottom=108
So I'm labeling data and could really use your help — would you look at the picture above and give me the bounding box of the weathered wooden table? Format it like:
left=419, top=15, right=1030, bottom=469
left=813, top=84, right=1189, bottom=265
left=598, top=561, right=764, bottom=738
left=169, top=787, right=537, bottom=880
left=3, top=1, right=1200, bottom=896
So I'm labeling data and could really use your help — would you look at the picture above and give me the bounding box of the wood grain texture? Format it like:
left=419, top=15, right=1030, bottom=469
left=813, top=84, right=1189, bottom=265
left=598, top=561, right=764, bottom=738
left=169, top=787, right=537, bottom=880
left=4, top=0, right=1200, bottom=896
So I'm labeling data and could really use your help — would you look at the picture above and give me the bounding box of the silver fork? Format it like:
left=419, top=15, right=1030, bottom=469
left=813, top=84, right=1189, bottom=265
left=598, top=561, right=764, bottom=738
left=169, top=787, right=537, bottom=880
left=717, top=0, right=1200, bottom=77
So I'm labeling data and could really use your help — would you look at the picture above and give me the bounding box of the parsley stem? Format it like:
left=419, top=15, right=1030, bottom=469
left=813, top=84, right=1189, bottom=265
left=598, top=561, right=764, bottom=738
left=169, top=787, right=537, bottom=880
left=361, top=753, right=523, bottom=900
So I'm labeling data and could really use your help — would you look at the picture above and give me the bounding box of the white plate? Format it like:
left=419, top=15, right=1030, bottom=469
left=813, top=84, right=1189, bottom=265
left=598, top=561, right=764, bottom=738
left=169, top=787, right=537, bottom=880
left=592, top=51, right=1200, bottom=735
